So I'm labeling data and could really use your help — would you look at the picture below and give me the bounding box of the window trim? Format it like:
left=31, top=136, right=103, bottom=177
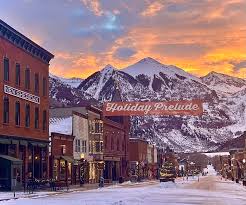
left=15, top=101, right=21, bottom=126
left=25, top=104, right=30, bottom=128
left=3, top=96, right=9, bottom=124
left=25, top=67, right=31, bottom=90
left=3, top=57, right=10, bottom=82
left=15, top=63, right=21, bottom=86
left=42, top=77, right=47, bottom=96
left=34, top=73, right=39, bottom=94
left=34, top=107, right=39, bottom=129
left=42, top=110, right=47, bottom=131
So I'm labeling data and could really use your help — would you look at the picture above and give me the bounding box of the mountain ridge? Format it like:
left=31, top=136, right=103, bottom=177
left=49, top=57, right=246, bottom=152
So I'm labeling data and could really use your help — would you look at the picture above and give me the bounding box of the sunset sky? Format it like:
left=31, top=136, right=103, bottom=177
left=0, top=0, right=245, bottom=79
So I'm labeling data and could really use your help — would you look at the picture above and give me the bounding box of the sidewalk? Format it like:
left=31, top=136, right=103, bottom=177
left=0, top=183, right=108, bottom=202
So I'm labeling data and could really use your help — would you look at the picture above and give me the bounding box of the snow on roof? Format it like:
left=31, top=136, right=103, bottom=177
left=203, top=152, right=230, bottom=158
left=49, top=117, right=73, bottom=136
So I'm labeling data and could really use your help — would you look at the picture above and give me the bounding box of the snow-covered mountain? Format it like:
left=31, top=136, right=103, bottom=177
left=49, top=73, right=83, bottom=88
left=201, top=71, right=246, bottom=94
left=78, top=64, right=137, bottom=101
left=49, top=57, right=246, bottom=152
left=49, top=74, right=97, bottom=108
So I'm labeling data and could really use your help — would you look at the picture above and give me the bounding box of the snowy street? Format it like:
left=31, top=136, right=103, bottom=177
left=1, top=166, right=246, bottom=205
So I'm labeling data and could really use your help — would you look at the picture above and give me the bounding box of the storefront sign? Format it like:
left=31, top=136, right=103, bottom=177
left=103, top=100, right=203, bottom=116
left=4, top=84, right=40, bottom=104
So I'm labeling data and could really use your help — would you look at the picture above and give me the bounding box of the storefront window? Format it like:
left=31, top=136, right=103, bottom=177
left=60, top=160, right=66, bottom=180
left=53, top=159, right=58, bottom=180
left=68, top=163, right=72, bottom=180
left=8, top=144, right=16, bottom=157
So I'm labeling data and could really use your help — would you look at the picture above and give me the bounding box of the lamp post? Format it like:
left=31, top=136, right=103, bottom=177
left=243, top=159, right=246, bottom=186
left=136, top=162, right=140, bottom=182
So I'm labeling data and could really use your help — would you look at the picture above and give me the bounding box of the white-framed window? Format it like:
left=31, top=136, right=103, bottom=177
left=81, top=140, right=87, bottom=153
left=89, top=120, right=103, bottom=134
left=75, top=139, right=81, bottom=152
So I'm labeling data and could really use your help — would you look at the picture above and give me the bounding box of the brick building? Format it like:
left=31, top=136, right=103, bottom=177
left=0, top=20, right=53, bottom=190
left=129, top=138, right=148, bottom=179
left=103, top=116, right=129, bottom=183
left=49, top=106, right=104, bottom=184
left=50, top=133, right=74, bottom=184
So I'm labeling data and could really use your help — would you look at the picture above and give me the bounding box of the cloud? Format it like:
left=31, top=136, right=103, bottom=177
left=141, top=1, right=164, bottom=17
left=1, top=0, right=246, bottom=79
left=81, top=0, right=103, bottom=16
left=114, top=47, right=137, bottom=59
left=153, top=43, right=210, bottom=58
left=230, top=60, right=246, bottom=71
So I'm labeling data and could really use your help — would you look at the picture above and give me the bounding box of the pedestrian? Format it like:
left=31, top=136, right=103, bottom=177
left=99, top=176, right=104, bottom=188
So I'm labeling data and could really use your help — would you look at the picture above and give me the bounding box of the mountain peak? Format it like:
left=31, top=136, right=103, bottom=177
left=101, top=64, right=116, bottom=73
left=138, top=57, right=162, bottom=65
left=202, top=71, right=246, bottom=94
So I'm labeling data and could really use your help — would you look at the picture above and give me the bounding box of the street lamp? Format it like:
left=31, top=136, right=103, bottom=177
left=243, top=159, right=246, bottom=186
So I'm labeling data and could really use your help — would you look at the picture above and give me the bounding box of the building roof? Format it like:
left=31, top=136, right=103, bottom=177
left=49, top=117, right=72, bottom=136
left=0, top=19, right=54, bottom=64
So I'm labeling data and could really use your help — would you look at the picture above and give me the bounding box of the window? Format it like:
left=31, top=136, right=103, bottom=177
left=89, top=141, right=93, bottom=153
left=42, top=77, right=47, bottom=96
left=61, top=145, right=66, bottom=155
left=15, top=101, right=20, bottom=126
left=15, top=63, right=20, bottom=86
left=25, top=68, right=30, bottom=90
left=42, top=110, right=47, bottom=131
left=25, top=104, right=30, bottom=127
left=104, top=136, right=107, bottom=149
left=117, top=138, right=120, bottom=151
left=100, top=141, right=103, bottom=152
left=95, top=121, right=103, bottom=133
left=89, top=120, right=103, bottom=134
left=3, top=97, right=9, bottom=123
left=122, top=140, right=125, bottom=151
left=34, top=107, right=39, bottom=129
left=4, top=58, right=9, bottom=81
left=111, top=137, right=114, bottom=151
left=75, top=139, right=81, bottom=152
left=95, top=142, right=100, bottom=152
left=81, top=140, right=87, bottom=153
left=34, top=73, right=39, bottom=94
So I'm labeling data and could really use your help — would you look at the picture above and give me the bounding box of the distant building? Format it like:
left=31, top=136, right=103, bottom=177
left=50, top=132, right=74, bottom=184
left=102, top=80, right=130, bottom=183
left=49, top=106, right=104, bottom=184
left=0, top=20, right=54, bottom=190
left=129, top=138, right=148, bottom=179
left=103, top=116, right=129, bottom=183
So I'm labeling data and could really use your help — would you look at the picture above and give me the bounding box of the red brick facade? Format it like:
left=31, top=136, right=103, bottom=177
left=50, top=133, right=74, bottom=183
left=103, top=116, right=130, bottom=182
left=129, top=138, right=148, bottom=162
left=0, top=37, right=51, bottom=142
left=0, top=20, right=53, bottom=190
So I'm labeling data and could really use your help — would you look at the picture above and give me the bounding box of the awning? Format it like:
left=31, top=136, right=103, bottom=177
left=0, top=138, right=11, bottom=144
left=11, top=140, right=19, bottom=145
left=20, top=140, right=28, bottom=146
left=30, top=142, right=48, bottom=148
left=0, top=155, right=22, bottom=164
left=61, top=156, right=74, bottom=163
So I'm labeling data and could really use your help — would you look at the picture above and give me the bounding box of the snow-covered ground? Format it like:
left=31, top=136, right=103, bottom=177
left=1, top=166, right=246, bottom=205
